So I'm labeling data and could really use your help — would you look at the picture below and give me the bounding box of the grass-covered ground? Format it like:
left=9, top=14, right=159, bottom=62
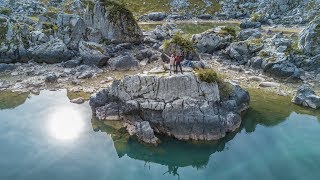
left=117, top=0, right=221, bottom=15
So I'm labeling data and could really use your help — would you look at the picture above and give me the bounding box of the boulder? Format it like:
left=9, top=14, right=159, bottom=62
left=263, top=60, right=301, bottom=80
left=45, top=73, right=58, bottom=83
left=70, top=97, right=85, bottom=104
left=31, top=38, right=75, bottom=64
left=192, top=29, right=233, bottom=54
left=57, top=14, right=87, bottom=50
left=126, top=121, right=159, bottom=145
left=226, top=41, right=263, bottom=65
left=292, top=85, right=320, bottom=109
left=299, top=16, right=320, bottom=56
left=108, top=55, right=139, bottom=71
left=147, top=12, right=167, bottom=21
left=147, top=23, right=181, bottom=41
left=90, top=73, right=250, bottom=141
left=259, top=81, right=280, bottom=87
left=240, top=20, right=261, bottom=29
left=83, top=0, right=143, bottom=43
left=0, top=63, right=16, bottom=73
left=238, top=28, right=262, bottom=41
left=79, top=41, right=109, bottom=67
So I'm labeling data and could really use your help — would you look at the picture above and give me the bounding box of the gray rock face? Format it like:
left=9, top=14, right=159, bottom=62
left=263, top=60, right=301, bottom=80
left=238, top=28, right=262, bottom=41
left=126, top=121, right=159, bottom=145
left=83, top=0, right=143, bottom=43
left=30, top=38, right=74, bottom=64
left=240, top=20, right=261, bottom=29
left=192, top=29, right=233, bottom=54
left=146, top=23, right=181, bottom=41
left=108, top=55, right=139, bottom=71
left=299, top=16, right=320, bottom=56
left=226, top=41, right=263, bottom=65
left=292, top=85, right=320, bottom=109
left=147, top=12, right=167, bottom=21
left=79, top=41, right=109, bottom=67
left=90, top=73, right=250, bottom=141
left=57, top=14, right=87, bottom=50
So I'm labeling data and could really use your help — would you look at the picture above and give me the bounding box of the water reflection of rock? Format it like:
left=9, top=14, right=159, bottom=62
left=92, top=119, right=240, bottom=171
left=243, top=89, right=320, bottom=133
left=0, top=91, right=30, bottom=110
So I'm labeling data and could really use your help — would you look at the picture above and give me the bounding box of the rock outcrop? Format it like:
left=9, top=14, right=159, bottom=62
left=83, top=0, right=143, bottom=43
left=299, top=16, right=320, bottom=56
left=292, top=85, right=320, bottom=109
left=90, top=73, right=250, bottom=142
left=192, top=29, right=233, bottom=54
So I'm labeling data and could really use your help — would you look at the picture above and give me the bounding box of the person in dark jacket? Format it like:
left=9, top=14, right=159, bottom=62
left=174, top=54, right=183, bottom=74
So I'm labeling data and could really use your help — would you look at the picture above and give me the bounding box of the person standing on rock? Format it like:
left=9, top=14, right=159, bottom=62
left=169, top=54, right=175, bottom=75
left=174, top=54, right=183, bottom=74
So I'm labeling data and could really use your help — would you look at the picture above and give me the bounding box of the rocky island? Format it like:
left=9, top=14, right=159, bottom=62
left=1, top=0, right=320, bottom=144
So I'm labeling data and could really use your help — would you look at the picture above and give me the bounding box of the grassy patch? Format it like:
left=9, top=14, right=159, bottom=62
left=0, top=7, right=12, bottom=16
left=195, top=68, right=233, bottom=98
left=217, top=26, right=237, bottom=37
left=247, top=38, right=263, bottom=46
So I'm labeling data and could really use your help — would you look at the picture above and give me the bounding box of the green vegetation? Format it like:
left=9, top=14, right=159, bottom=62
left=217, top=26, right=237, bottom=37
left=285, top=41, right=303, bottom=55
left=247, top=38, right=263, bottom=46
left=250, top=13, right=263, bottom=22
left=42, top=22, right=58, bottom=35
left=0, top=7, right=12, bottom=16
left=195, top=68, right=233, bottom=98
left=163, top=32, right=195, bottom=54
left=258, top=50, right=269, bottom=58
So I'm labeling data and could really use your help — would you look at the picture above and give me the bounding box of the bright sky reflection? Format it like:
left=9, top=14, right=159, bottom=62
left=48, top=107, right=85, bottom=141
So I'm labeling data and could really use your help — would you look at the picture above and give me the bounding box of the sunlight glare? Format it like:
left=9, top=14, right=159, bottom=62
left=48, top=107, right=85, bottom=141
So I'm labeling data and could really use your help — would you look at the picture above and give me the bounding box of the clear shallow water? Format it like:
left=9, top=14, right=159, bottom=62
left=0, top=90, right=320, bottom=180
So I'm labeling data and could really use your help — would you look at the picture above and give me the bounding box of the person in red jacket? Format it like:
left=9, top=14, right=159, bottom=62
left=174, top=54, right=183, bottom=74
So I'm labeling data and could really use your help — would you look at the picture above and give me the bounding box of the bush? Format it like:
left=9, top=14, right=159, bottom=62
left=0, top=8, right=12, bottom=16
left=218, top=26, right=236, bottom=37
left=250, top=13, right=262, bottom=22
left=163, top=32, right=195, bottom=54
left=196, top=68, right=221, bottom=83
left=196, top=68, right=233, bottom=98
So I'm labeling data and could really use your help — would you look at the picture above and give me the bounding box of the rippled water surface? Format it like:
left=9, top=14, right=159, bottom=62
left=0, top=90, right=320, bottom=180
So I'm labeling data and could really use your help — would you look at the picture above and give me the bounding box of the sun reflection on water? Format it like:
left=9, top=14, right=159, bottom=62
left=48, top=107, right=85, bottom=141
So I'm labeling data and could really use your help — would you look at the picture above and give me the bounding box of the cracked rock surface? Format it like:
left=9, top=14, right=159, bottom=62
left=90, top=72, right=250, bottom=142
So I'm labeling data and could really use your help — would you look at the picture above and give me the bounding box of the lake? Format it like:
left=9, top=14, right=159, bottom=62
left=0, top=89, right=319, bottom=180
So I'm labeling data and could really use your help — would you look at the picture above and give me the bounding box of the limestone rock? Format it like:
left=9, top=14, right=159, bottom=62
left=83, top=0, right=143, bottom=43
left=108, top=55, right=139, bottom=71
left=292, top=85, right=320, bottom=109
left=31, top=38, right=75, bottom=64
left=192, top=29, right=233, bottom=54
left=299, top=16, right=320, bottom=56
left=79, top=41, right=109, bottom=67
left=90, top=73, right=250, bottom=141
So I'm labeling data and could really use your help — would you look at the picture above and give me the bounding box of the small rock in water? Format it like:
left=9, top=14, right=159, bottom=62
left=259, top=82, right=280, bottom=87
left=70, top=97, right=85, bottom=104
left=292, top=85, right=320, bottom=109
left=277, top=90, right=287, bottom=96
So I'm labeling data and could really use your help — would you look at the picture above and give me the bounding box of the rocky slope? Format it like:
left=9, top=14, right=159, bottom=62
left=90, top=72, right=250, bottom=143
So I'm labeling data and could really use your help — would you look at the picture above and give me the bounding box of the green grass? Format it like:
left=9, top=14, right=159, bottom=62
left=195, top=68, right=232, bottom=98
left=0, top=7, right=12, bottom=16
left=116, top=0, right=222, bottom=16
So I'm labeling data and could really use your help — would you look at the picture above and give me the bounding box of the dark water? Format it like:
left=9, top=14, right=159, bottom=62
left=0, top=89, right=320, bottom=180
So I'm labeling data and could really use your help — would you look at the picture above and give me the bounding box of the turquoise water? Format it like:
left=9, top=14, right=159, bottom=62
left=0, top=90, right=320, bottom=180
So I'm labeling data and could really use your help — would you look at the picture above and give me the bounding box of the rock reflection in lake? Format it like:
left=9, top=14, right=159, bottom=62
left=0, top=91, right=30, bottom=110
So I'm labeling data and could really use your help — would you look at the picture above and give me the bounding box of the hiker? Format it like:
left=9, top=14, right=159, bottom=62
left=174, top=54, right=183, bottom=74
left=169, top=54, right=175, bottom=74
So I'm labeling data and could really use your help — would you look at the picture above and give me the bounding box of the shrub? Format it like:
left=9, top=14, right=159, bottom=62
left=250, top=13, right=262, bottom=22
left=0, top=7, right=12, bottom=16
left=196, top=68, right=233, bottom=98
left=218, top=26, right=236, bottom=37
left=163, top=32, right=195, bottom=54
left=259, top=50, right=269, bottom=58
left=196, top=68, right=220, bottom=83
